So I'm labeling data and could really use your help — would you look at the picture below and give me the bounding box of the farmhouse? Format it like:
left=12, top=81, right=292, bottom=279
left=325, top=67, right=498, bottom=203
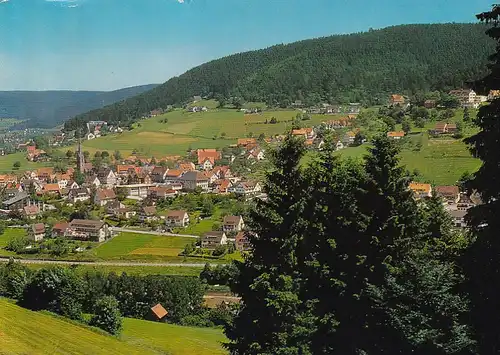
left=201, top=231, right=228, bottom=250
left=94, top=189, right=116, bottom=206
left=139, top=206, right=158, bottom=222
left=409, top=182, right=432, bottom=199
left=387, top=131, right=405, bottom=140
left=223, top=216, right=245, bottom=233
left=197, top=149, right=221, bottom=170
left=68, top=187, right=91, bottom=204
left=228, top=181, right=262, bottom=197
left=97, top=168, right=117, bottom=187
left=23, top=205, right=40, bottom=220
left=235, top=231, right=251, bottom=252
left=435, top=185, right=460, bottom=204
left=29, top=223, right=45, bottom=242
left=390, top=94, right=405, bottom=106
left=66, top=219, right=110, bottom=242
left=165, top=210, right=190, bottom=228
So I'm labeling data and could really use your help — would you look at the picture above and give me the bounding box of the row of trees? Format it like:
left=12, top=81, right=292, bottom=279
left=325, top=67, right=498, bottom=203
left=0, top=263, right=206, bottom=334
left=225, top=134, right=473, bottom=354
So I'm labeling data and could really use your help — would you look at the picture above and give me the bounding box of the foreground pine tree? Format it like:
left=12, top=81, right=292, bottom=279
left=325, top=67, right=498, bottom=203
left=225, top=135, right=314, bottom=355
left=462, top=5, right=500, bottom=353
left=226, top=135, right=473, bottom=354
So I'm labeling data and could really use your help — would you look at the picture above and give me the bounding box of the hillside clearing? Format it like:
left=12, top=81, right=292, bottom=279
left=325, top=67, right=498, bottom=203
left=122, top=317, right=227, bottom=355
left=0, top=299, right=152, bottom=355
left=0, top=298, right=227, bottom=355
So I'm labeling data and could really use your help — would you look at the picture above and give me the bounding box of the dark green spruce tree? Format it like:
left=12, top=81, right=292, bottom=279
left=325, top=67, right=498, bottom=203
left=225, top=135, right=314, bottom=355
left=462, top=5, right=500, bottom=353
left=362, top=137, right=474, bottom=354
left=301, top=138, right=374, bottom=354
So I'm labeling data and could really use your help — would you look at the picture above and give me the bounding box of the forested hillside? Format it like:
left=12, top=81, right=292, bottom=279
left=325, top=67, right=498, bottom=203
left=64, top=23, right=493, bottom=131
left=0, top=84, right=157, bottom=129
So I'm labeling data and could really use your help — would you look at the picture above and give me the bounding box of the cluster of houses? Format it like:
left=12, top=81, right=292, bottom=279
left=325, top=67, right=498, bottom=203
left=408, top=182, right=481, bottom=228
left=390, top=89, right=500, bottom=110
left=305, top=102, right=361, bottom=115
left=25, top=213, right=252, bottom=253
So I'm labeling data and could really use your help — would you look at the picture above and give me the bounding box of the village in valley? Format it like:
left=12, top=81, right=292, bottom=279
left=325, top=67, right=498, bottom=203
left=0, top=87, right=492, bottom=261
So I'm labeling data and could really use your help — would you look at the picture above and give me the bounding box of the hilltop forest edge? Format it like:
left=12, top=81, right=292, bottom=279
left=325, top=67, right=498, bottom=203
left=64, top=23, right=493, bottom=132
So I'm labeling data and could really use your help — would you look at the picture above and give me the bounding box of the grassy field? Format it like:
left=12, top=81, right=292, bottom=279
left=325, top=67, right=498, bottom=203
left=0, top=299, right=153, bottom=355
left=0, top=151, right=51, bottom=173
left=20, top=263, right=203, bottom=277
left=122, top=317, right=227, bottom=355
left=0, top=298, right=227, bottom=355
left=91, top=232, right=194, bottom=261
left=0, top=228, right=26, bottom=257
left=75, top=108, right=343, bottom=157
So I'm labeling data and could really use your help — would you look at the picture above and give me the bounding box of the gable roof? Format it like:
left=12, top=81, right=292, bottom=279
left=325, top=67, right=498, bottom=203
left=237, top=138, right=257, bottom=146
left=43, top=184, right=60, bottom=192
left=409, top=182, right=432, bottom=194
left=53, top=222, right=69, bottom=232
left=150, top=304, right=168, bottom=319
left=166, top=210, right=188, bottom=219
left=96, top=189, right=116, bottom=200
left=31, top=223, right=45, bottom=234
left=142, top=206, right=157, bottom=215
left=224, top=215, right=243, bottom=225
left=24, top=205, right=40, bottom=215
left=387, top=131, right=405, bottom=138
left=435, top=185, right=459, bottom=196
left=197, top=149, right=221, bottom=165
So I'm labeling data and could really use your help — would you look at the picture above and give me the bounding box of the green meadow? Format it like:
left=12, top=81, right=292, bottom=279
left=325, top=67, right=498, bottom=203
left=0, top=298, right=227, bottom=355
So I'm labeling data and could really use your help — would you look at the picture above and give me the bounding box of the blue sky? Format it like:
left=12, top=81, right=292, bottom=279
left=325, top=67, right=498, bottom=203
left=0, top=0, right=492, bottom=91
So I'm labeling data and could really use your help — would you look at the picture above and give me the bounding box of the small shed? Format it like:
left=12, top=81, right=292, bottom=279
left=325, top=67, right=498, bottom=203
left=149, top=303, right=168, bottom=322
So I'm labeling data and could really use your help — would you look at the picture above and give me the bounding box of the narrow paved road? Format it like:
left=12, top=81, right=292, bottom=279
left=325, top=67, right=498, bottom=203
left=110, top=227, right=199, bottom=239
left=0, top=257, right=221, bottom=267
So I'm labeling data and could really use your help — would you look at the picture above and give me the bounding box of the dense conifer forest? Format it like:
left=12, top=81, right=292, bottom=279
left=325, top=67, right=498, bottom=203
left=64, top=23, right=493, bottom=131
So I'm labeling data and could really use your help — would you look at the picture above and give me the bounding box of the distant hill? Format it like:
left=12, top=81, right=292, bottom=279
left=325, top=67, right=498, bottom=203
left=64, top=23, right=494, bottom=131
left=0, top=84, right=158, bottom=129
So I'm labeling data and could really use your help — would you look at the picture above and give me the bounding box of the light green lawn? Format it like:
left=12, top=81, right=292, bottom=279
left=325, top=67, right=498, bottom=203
left=0, top=228, right=27, bottom=256
left=0, top=152, right=51, bottom=173
left=91, top=232, right=193, bottom=261
left=0, top=299, right=226, bottom=355
left=122, top=317, right=227, bottom=355
left=0, top=299, right=153, bottom=355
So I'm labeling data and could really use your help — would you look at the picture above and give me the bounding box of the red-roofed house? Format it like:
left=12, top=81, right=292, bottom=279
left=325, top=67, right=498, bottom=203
left=197, top=149, right=221, bottom=170
left=435, top=186, right=460, bottom=204
left=390, top=94, right=405, bottom=105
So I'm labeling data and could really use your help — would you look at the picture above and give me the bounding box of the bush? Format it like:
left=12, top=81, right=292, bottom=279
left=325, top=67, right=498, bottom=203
left=179, top=314, right=214, bottom=327
left=6, top=234, right=29, bottom=253
left=21, top=267, right=84, bottom=320
left=0, top=260, right=31, bottom=299
left=212, top=244, right=227, bottom=257
left=90, top=296, right=123, bottom=335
